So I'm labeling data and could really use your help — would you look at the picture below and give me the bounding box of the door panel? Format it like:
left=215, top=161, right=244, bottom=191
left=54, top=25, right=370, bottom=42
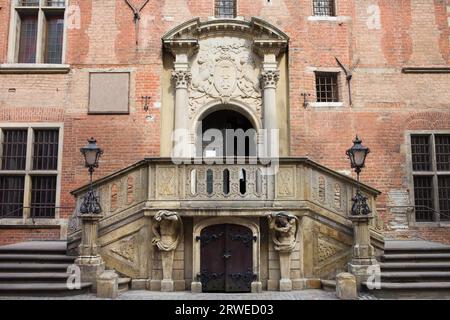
left=199, top=224, right=226, bottom=292
left=199, top=224, right=253, bottom=293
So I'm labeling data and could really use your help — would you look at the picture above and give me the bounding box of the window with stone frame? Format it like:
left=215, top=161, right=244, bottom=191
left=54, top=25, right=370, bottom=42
left=312, top=0, right=336, bottom=16
left=0, top=127, right=61, bottom=219
left=11, top=0, right=66, bottom=64
left=215, top=0, right=237, bottom=18
left=410, top=134, right=450, bottom=222
left=315, top=72, right=340, bottom=103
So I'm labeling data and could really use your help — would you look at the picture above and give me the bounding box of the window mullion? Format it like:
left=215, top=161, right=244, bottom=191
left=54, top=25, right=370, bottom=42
left=430, top=134, right=441, bottom=223
left=35, top=7, right=45, bottom=63
left=22, top=127, right=34, bottom=221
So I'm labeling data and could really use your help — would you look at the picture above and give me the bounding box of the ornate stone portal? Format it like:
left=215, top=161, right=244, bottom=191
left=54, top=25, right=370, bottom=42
left=162, top=18, right=288, bottom=157
left=268, top=212, right=300, bottom=291
left=151, top=210, right=183, bottom=292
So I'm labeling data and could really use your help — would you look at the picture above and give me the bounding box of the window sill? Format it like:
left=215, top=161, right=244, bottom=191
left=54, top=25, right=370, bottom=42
left=309, top=102, right=344, bottom=108
left=411, top=221, right=450, bottom=228
left=402, top=66, right=450, bottom=74
left=0, top=218, right=64, bottom=228
left=307, top=16, right=351, bottom=23
left=0, top=64, right=70, bottom=74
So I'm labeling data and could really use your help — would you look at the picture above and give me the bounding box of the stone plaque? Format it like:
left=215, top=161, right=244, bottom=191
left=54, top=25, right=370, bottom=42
left=89, top=72, right=130, bottom=114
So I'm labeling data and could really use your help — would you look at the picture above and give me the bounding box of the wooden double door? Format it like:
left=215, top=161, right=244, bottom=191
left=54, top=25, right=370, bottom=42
left=199, top=224, right=254, bottom=293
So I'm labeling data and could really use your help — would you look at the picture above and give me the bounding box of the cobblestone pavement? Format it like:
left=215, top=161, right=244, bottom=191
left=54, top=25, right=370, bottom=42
left=0, top=289, right=380, bottom=300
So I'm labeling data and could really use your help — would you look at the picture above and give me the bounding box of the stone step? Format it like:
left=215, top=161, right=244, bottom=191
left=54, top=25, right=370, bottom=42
left=363, top=281, right=450, bottom=290
left=0, top=241, right=67, bottom=255
left=321, top=279, right=336, bottom=292
left=380, top=271, right=450, bottom=282
left=0, top=254, right=76, bottom=263
left=381, top=253, right=450, bottom=262
left=0, top=282, right=92, bottom=296
left=0, top=263, right=72, bottom=272
left=0, top=272, right=70, bottom=283
left=384, top=240, right=450, bottom=255
left=118, top=277, right=131, bottom=293
left=380, top=262, right=450, bottom=271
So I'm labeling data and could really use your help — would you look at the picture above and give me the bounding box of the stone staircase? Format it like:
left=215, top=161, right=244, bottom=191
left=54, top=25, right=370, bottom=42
left=0, top=241, right=92, bottom=296
left=365, top=240, right=450, bottom=298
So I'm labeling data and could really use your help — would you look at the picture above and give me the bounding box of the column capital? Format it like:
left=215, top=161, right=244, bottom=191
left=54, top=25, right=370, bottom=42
left=172, top=70, right=192, bottom=89
left=261, top=70, right=280, bottom=89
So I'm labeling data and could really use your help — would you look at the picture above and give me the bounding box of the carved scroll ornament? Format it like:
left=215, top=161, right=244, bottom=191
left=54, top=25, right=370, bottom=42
left=151, top=210, right=183, bottom=252
left=267, top=212, right=300, bottom=253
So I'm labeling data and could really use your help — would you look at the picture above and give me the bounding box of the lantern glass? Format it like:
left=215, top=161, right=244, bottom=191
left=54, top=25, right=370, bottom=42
left=353, top=149, right=367, bottom=168
left=80, top=138, right=102, bottom=168
left=84, top=149, right=98, bottom=167
left=346, top=136, right=370, bottom=171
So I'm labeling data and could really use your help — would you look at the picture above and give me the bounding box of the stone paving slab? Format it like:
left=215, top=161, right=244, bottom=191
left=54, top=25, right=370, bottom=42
left=0, top=289, right=345, bottom=300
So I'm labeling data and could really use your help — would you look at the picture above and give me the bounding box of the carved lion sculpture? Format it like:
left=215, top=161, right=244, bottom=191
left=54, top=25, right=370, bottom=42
left=267, top=212, right=300, bottom=252
left=151, top=210, right=183, bottom=252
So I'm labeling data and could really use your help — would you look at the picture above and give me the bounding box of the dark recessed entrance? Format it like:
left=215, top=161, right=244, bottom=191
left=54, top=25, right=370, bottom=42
left=198, top=224, right=254, bottom=293
left=200, top=109, right=256, bottom=157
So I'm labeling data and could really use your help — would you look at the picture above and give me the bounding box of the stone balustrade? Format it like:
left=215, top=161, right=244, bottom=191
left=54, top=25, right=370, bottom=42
left=69, top=157, right=382, bottom=235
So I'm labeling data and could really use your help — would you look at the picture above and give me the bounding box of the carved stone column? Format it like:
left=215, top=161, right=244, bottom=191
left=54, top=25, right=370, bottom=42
left=172, top=69, right=192, bottom=158
left=165, top=40, right=198, bottom=159
left=348, top=214, right=380, bottom=289
left=254, top=42, right=285, bottom=158
left=151, top=210, right=183, bottom=292
left=75, top=213, right=105, bottom=292
left=261, top=69, right=280, bottom=134
left=267, top=212, right=300, bottom=292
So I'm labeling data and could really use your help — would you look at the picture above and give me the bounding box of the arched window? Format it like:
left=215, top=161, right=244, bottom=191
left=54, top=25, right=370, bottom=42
left=215, top=0, right=237, bottom=18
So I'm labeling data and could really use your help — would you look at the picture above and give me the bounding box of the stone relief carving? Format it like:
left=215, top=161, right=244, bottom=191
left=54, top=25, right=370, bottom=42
left=111, top=183, right=119, bottom=211
left=151, top=210, right=183, bottom=252
left=111, top=235, right=137, bottom=263
left=317, top=234, right=348, bottom=264
left=267, top=212, right=300, bottom=252
left=157, top=167, right=176, bottom=197
left=318, top=176, right=326, bottom=203
left=189, top=37, right=262, bottom=118
left=334, top=183, right=342, bottom=209
left=277, top=168, right=294, bottom=197
left=127, top=175, right=134, bottom=205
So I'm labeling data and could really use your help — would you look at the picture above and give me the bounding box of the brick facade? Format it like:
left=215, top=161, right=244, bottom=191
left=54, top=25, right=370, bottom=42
left=0, top=0, right=449, bottom=245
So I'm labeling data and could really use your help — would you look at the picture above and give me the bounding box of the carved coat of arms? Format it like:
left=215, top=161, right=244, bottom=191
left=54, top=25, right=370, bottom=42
left=189, top=38, right=262, bottom=118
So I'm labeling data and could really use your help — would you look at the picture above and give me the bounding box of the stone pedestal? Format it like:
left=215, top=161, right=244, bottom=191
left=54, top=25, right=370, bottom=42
left=160, top=244, right=175, bottom=292
left=97, top=270, right=118, bottom=299
left=336, top=272, right=357, bottom=300
left=191, top=281, right=202, bottom=293
left=161, top=279, right=174, bottom=292
left=348, top=214, right=380, bottom=288
left=279, top=251, right=292, bottom=291
left=75, top=213, right=105, bottom=291
left=251, top=281, right=263, bottom=293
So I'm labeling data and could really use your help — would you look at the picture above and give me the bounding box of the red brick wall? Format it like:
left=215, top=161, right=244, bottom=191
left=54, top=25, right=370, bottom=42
left=0, top=228, right=60, bottom=246
left=0, top=0, right=449, bottom=245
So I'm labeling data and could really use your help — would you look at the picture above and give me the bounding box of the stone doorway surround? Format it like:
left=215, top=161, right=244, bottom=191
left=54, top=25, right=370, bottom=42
left=191, top=217, right=262, bottom=293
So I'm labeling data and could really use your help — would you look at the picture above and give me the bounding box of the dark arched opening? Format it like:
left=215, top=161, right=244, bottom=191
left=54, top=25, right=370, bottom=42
left=200, top=109, right=256, bottom=157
